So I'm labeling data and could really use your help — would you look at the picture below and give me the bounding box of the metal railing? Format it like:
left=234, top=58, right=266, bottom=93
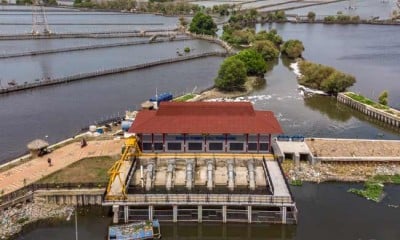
left=124, top=193, right=293, bottom=205
left=262, top=156, right=274, bottom=194
left=0, top=182, right=106, bottom=208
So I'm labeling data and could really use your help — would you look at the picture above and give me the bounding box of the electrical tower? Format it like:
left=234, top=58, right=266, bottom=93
left=31, top=0, right=51, bottom=35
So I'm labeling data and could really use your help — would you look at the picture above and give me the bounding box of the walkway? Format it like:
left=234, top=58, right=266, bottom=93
left=265, top=161, right=290, bottom=197
left=0, top=139, right=123, bottom=195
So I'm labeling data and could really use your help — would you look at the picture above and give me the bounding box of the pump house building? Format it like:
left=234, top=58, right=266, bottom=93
left=129, top=102, right=283, bottom=153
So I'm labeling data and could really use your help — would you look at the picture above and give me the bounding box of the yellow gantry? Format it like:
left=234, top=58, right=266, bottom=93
left=106, top=136, right=141, bottom=200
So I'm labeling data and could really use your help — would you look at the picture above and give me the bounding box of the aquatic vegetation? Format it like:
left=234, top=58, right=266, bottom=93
left=348, top=181, right=384, bottom=202
left=173, top=93, right=196, bottom=102
left=372, top=174, right=400, bottom=184
left=289, top=179, right=303, bottom=186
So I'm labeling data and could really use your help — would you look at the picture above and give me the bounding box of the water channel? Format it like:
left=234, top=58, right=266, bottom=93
left=17, top=183, right=400, bottom=239
left=0, top=6, right=399, bottom=239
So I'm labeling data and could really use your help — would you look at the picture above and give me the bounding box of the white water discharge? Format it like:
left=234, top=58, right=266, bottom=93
left=290, top=61, right=328, bottom=96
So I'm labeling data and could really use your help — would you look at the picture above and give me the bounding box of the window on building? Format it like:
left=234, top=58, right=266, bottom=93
left=142, top=142, right=152, bottom=151
left=209, top=142, right=223, bottom=151
left=188, top=142, right=203, bottom=151
left=260, top=143, right=269, bottom=151
left=248, top=143, right=258, bottom=151
left=154, top=142, right=163, bottom=151
left=229, top=142, right=244, bottom=151
left=167, top=142, right=182, bottom=151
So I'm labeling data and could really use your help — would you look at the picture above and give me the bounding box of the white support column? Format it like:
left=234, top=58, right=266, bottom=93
left=173, top=205, right=178, bottom=223
left=112, top=205, right=119, bottom=224
left=247, top=206, right=252, bottom=223
left=198, top=205, right=202, bottom=223
left=124, top=206, right=129, bottom=223
left=281, top=207, right=287, bottom=224
left=149, top=205, right=153, bottom=220
left=222, top=205, right=227, bottom=223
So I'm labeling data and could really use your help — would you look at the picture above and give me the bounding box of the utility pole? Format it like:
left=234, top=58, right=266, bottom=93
left=32, top=0, right=51, bottom=35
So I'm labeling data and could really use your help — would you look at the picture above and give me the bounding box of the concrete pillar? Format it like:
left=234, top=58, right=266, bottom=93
left=198, top=205, right=202, bottom=223
left=281, top=207, right=287, bottom=224
left=247, top=206, right=252, bottom=223
left=149, top=205, right=153, bottom=220
left=124, top=206, right=129, bottom=223
left=112, top=205, right=119, bottom=224
left=294, top=153, right=300, bottom=167
left=222, top=205, right=227, bottom=223
left=72, top=196, right=77, bottom=206
left=173, top=205, right=178, bottom=223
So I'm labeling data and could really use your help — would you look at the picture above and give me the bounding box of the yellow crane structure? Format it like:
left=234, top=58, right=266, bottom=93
left=106, top=136, right=141, bottom=200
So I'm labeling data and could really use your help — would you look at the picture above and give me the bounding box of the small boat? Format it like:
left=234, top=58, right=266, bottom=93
left=108, top=219, right=161, bottom=240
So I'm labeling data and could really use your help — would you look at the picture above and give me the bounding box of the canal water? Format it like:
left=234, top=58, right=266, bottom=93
left=0, top=7, right=399, bottom=163
left=16, top=183, right=400, bottom=239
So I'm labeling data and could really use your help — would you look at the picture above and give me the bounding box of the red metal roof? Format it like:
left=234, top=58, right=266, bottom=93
left=129, top=102, right=283, bottom=134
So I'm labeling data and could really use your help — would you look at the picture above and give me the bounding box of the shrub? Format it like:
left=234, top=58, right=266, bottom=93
left=281, top=39, right=304, bottom=58
left=298, top=60, right=356, bottom=94
left=251, top=40, right=279, bottom=61
left=378, top=90, right=388, bottom=105
left=307, top=11, right=316, bottom=21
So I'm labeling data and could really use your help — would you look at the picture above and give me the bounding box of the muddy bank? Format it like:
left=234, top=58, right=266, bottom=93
left=193, top=76, right=265, bottom=101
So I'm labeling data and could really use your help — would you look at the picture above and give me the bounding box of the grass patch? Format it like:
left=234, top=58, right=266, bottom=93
left=348, top=180, right=384, bottom=202
left=173, top=93, right=196, bottom=102
left=37, top=156, right=119, bottom=184
left=372, top=174, right=400, bottom=184
left=345, top=92, right=389, bottom=110
left=289, top=179, right=303, bottom=186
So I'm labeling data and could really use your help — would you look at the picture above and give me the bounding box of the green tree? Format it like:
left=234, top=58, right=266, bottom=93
left=214, top=56, right=247, bottom=91
left=378, top=91, right=388, bottom=105
left=189, top=12, right=217, bottom=36
left=251, top=40, right=279, bottom=61
left=307, top=11, right=316, bottom=21
left=234, top=49, right=267, bottom=76
left=281, top=39, right=304, bottom=59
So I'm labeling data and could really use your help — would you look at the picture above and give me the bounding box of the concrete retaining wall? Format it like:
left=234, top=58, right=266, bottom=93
left=337, top=93, right=400, bottom=129
left=34, top=189, right=105, bottom=206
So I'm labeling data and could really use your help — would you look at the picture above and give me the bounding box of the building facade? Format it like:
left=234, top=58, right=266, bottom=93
left=129, top=102, right=283, bottom=153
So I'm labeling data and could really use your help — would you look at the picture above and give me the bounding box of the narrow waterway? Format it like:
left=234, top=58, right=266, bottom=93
left=17, top=183, right=400, bottom=239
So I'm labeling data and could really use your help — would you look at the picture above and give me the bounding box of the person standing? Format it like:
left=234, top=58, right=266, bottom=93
left=47, top=158, right=52, bottom=167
